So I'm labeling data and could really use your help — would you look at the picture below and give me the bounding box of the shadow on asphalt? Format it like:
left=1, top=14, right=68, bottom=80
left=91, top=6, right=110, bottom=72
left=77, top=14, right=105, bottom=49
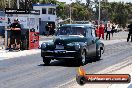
left=38, top=58, right=102, bottom=67
left=38, top=60, right=79, bottom=67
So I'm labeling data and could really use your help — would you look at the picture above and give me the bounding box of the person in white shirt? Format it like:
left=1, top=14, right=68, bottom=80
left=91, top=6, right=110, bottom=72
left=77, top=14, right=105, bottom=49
left=106, top=23, right=112, bottom=40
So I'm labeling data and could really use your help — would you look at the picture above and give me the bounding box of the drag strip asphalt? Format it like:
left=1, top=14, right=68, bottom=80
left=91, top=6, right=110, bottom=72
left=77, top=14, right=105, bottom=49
left=0, top=42, right=132, bottom=88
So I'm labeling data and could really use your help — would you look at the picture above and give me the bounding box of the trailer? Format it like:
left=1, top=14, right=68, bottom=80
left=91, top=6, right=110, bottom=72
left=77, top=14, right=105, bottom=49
left=5, top=8, right=40, bottom=50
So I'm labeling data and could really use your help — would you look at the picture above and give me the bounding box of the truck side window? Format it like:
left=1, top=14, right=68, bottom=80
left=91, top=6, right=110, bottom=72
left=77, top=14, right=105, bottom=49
left=86, top=28, right=91, bottom=38
left=91, top=29, right=96, bottom=37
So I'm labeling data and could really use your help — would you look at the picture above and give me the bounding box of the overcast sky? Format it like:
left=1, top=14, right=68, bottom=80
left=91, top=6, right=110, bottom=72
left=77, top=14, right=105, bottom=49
left=57, top=0, right=132, bottom=4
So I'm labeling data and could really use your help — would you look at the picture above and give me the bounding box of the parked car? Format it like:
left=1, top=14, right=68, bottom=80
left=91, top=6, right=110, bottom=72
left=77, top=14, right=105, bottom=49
left=41, top=24, right=104, bottom=65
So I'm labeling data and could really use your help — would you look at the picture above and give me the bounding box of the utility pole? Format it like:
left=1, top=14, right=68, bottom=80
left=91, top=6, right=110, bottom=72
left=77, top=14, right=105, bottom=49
left=70, top=5, right=71, bottom=24
left=17, top=0, right=20, bottom=9
left=70, top=0, right=72, bottom=24
left=8, top=0, right=11, bottom=8
left=25, top=0, right=27, bottom=9
left=98, top=0, right=101, bottom=28
left=4, top=0, right=6, bottom=8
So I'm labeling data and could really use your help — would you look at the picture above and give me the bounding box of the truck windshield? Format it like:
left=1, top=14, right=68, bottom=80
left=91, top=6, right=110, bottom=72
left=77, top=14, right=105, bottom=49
left=56, top=27, right=86, bottom=36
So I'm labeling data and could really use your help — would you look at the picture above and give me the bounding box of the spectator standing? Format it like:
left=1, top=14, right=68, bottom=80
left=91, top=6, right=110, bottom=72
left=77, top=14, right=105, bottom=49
left=49, top=24, right=55, bottom=36
left=111, top=24, right=115, bottom=37
left=99, top=23, right=105, bottom=39
left=45, top=23, right=50, bottom=36
left=7, top=18, right=11, bottom=24
left=127, top=22, right=132, bottom=42
left=106, top=23, right=112, bottom=40
left=9, top=19, right=21, bottom=50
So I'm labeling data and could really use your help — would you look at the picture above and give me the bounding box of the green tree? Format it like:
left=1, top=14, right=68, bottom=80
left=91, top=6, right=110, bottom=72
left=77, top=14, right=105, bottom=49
left=71, top=1, right=91, bottom=21
left=0, top=0, right=5, bottom=10
left=0, top=0, right=131, bottom=26
left=100, top=1, right=132, bottom=27
left=56, top=2, right=66, bottom=19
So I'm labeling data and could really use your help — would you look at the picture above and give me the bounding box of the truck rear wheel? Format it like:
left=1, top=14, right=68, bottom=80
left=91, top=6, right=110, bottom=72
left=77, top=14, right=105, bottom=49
left=96, top=48, right=102, bottom=60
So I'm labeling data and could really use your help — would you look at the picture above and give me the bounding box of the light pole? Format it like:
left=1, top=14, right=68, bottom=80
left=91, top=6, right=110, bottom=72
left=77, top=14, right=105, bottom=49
left=98, top=0, right=101, bottom=28
left=17, top=0, right=20, bottom=9
left=8, top=0, right=10, bottom=8
left=70, top=0, right=72, bottom=24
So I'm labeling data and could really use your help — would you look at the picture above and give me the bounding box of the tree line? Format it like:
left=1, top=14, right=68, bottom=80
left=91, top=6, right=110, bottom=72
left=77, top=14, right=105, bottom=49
left=0, top=0, right=131, bottom=27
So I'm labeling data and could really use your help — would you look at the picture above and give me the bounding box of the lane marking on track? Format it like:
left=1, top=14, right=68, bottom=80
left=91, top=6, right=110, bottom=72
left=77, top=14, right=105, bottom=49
left=56, top=78, right=76, bottom=88
left=57, top=55, right=132, bottom=88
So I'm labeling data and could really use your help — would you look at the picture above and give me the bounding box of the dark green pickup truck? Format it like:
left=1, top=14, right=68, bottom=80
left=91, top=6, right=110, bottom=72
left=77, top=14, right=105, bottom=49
left=41, top=24, right=104, bottom=65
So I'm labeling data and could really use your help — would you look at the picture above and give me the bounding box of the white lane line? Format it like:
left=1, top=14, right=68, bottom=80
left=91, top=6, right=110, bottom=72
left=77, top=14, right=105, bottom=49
left=57, top=56, right=132, bottom=88
left=0, top=49, right=41, bottom=60
left=55, top=78, right=76, bottom=88
left=0, top=57, right=9, bottom=60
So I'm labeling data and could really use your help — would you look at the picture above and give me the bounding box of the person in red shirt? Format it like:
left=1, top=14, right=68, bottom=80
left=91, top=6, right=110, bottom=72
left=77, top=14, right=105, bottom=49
left=95, top=26, right=99, bottom=37
left=99, top=23, right=105, bottom=39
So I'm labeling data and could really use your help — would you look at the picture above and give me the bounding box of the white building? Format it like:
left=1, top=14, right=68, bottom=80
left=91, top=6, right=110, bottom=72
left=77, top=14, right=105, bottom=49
left=33, top=4, right=57, bottom=35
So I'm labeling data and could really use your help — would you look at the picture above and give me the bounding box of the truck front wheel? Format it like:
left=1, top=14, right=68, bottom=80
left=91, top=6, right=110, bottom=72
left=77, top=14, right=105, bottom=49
left=42, top=57, right=51, bottom=65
